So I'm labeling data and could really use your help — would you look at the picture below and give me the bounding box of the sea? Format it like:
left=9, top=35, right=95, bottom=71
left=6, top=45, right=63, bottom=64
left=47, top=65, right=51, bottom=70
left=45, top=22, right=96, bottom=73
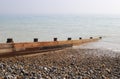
left=0, top=14, right=120, bottom=52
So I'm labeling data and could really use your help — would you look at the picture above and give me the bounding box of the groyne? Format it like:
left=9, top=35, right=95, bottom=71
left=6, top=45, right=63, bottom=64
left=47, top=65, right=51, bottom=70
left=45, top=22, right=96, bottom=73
left=0, top=37, right=102, bottom=57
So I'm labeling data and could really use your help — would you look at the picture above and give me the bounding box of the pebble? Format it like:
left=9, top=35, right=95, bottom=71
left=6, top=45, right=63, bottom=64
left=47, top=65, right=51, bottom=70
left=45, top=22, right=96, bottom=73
left=105, top=68, right=111, bottom=74
left=44, top=67, right=48, bottom=71
left=4, top=75, right=14, bottom=79
left=0, top=49, right=119, bottom=79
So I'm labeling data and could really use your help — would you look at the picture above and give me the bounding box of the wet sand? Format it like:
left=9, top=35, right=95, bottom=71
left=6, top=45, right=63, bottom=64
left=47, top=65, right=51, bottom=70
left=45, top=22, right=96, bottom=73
left=0, top=48, right=120, bottom=79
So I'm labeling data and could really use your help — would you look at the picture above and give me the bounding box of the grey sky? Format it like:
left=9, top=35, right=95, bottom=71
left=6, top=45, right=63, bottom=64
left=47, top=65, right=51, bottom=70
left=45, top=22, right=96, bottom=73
left=0, top=0, right=120, bottom=15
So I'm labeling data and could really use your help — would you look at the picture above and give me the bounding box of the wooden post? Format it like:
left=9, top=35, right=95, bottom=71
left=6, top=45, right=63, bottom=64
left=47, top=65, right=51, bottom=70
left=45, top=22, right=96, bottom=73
left=90, top=37, right=93, bottom=39
left=79, top=37, right=82, bottom=40
left=6, top=38, right=14, bottom=43
left=6, top=38, right=15, bottom=52
left=34, top=38, right=38, bottom=42
left=54, top=38, right=57, bottom=41
left=68, top=38, right=72, bottom=41
left=99, top=37, right=102, bottom=39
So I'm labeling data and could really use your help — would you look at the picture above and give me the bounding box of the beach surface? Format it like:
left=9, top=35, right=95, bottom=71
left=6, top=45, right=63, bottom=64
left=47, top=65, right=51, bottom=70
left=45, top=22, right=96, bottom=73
left=0, top=48, right=120, bottom=79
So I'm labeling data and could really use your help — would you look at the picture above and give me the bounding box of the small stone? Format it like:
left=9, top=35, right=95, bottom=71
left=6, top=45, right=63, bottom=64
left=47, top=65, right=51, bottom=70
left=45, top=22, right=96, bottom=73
left=4, top=75, right=13, bottom=79
left=70, top=63, right=74, bottom=66
left=101, top=64, right=105, bottom=68
left=37, top=74, right=42, bottom=79
left=17, top=76, right=23, bottom=79
left=31, top=71, right=36, bottom=76
left=102, top=75, right=109, bottom=79
left=44, top=67, right=48, bottom=71
left=31, top=77, right=37, bottom=79
left=89, top=69, right=94, bottom=74
left=105, top=68, right=111, bottom=74
left=21, top=69, right=29, bottom=76
left=12, top=75, right=17, bottom=79
left=2, top=69, right=6, bottom=72
left=63, top=77, right=66, bottom=79
left=46, top=76, right=51, bottom=79
left=7, top=67, right=12, bottom=72
left=0, top=63, right=4, bottom=69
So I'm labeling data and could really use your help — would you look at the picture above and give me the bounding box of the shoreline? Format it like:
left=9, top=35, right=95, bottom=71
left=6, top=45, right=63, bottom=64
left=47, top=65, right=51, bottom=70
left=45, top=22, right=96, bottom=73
left=0, top=48, right=120, bottom=79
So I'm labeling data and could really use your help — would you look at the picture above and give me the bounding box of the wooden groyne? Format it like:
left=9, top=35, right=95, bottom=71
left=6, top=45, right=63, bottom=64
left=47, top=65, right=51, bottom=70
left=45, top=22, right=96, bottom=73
left=0, top=37, right=102, bottom=57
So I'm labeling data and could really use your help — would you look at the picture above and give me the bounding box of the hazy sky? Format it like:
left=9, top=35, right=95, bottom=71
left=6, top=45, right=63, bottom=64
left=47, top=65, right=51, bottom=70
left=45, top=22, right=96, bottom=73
left=0, top=0, right=120, bottom=15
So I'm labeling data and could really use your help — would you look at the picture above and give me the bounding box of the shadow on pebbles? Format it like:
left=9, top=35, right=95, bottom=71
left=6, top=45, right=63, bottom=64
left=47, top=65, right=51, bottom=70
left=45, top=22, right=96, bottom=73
left=0, top=48, right=120, bottom=79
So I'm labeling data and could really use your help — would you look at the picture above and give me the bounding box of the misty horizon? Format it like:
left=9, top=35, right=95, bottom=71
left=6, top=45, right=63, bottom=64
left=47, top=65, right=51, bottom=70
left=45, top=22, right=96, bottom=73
left=0, top=0, right=120, bottom=15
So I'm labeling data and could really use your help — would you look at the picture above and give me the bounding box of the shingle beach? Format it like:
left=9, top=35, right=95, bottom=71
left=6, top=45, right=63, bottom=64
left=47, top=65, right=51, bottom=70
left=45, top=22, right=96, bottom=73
left=0, top=48, right=120, bottom=79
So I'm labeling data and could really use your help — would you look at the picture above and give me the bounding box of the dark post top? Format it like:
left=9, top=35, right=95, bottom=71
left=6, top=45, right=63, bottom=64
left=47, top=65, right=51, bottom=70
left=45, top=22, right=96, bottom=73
left=90, top=37, right=93, bottom=39
left=34, top=38, right=38, bottom=42
left=68, top=38, right=72, bottom=40
left=79, top=37, right=82, bottom=40
left=99, top=37, right=102, bottom=39
left=6, top=38, right=14, bottom=43
left=54, top=38, right=57, bottom=41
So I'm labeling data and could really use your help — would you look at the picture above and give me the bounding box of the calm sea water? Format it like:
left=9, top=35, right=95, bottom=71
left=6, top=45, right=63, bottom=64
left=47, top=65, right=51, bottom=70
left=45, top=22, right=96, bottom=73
left=0, top=14, right=120, bottom=51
